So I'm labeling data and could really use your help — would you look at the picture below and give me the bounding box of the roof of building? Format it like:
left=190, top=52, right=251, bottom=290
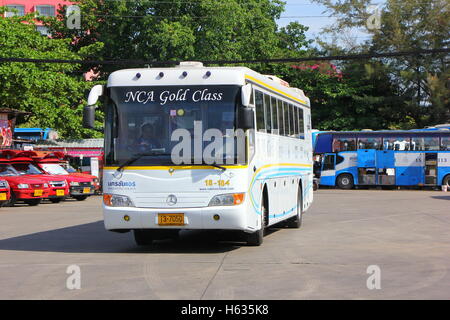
left=33, top=139, right=104, bottom=149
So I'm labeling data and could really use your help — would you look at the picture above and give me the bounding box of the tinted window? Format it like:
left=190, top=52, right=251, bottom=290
left=255, top=91, right=265, bottom=132
left=383, top=136, right=411, bottom=150
left=323, top=155, right=335, bottom=171
left=271, top=97, right=278, bottom=134
left=264, top=94, right=272, bottom=132
left=278, top=100, right=284, bottom=136
left=332, top=137, right=356, bottom=152
left=283, top=101, right=289, bottom=136
left=412, top=136, right=439, bottom=151
left=289, top=105, right=295, bottom=136
left=298, top=107, right=305, bottom=139
left=441, top=137, right=450, bottom=151
left=358, top=137, right=382, bottom=150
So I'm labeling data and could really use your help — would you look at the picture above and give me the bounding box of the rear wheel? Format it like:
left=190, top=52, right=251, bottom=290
left=247, top=195, right=267, bottom=246
left=287, top=186, right=303, bottom=228
left=337, top=173, right=354, bottom=189
left=24, top=199, right=41, bottom=206
left=74, top=195, right=88, bottom=201
left=134, top=230, right=154, bottom=246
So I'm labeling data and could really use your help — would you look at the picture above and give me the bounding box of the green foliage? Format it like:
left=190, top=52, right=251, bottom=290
left=311, top=0, right=450, bottom=127
left=0, top=11, right=103, bottom=139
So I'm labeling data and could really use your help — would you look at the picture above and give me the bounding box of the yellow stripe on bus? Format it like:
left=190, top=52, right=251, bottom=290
left=245, top=75, right=308, bottom=106
left=103, top=165, right=248, bottom=170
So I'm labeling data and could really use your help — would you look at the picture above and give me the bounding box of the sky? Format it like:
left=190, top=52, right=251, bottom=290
left=277, top=0, right=381, bottom=47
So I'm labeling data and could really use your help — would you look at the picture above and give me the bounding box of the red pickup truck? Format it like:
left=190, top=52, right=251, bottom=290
left=0, top=178, right=11, bottom=206
left=16, top=151, right=96, bottom=201
left=0, top=159, right=51, bottom=206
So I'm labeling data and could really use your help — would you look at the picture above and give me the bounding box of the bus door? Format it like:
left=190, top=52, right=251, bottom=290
left=395, top=152, right=424, bottom=186
left=424, top=153, right=438, bottom=185
left=320, top=153, right=336, bottom=186
left=377, top=150, right=396, bottom=185
left=357, top=149, right=376, bottom=185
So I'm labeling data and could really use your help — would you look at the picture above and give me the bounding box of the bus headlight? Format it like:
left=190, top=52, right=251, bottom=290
left=208, top=193, right=245, bottom=206
left=103, top=194, right=135, bottom=207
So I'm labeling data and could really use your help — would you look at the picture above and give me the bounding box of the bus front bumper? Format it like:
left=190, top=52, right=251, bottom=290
left=103, top=204, right=252, bottom=232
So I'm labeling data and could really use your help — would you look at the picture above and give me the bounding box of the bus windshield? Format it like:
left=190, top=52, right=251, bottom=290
left=105, top=85, right=242, bottom=166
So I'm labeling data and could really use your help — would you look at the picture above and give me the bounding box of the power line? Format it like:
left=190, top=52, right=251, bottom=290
left=0, top=48, right=448, bottom=66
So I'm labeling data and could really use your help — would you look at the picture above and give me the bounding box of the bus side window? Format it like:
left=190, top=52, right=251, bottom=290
left=289, top=104, right=295, bottom=137
left=298, top=107, right=304, bottom=139
left=441, top=137, right=450, bottom=151
left=255, top=90, right=265, bottom=133
left=283, top=101, right=289, bottom=136
left=264, top=94, right=272, bottom=133
left=271, top=97, right=278, bottom=135
left=277, top=99, right=284, bottom=136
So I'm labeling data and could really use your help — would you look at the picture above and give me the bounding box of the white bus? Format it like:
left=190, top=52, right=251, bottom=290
left=84, top=62, right=314, bottom=246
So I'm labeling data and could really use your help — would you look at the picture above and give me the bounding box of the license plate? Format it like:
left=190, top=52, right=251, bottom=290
left=158, top=213, right=185, bottom=226
left=0, top=193, right=6, bottom=201
left=83, top=187, right=91, bottom=194
left=56, top=190, right=65, bottom=196
left=34, top=190, right=43, bottom=197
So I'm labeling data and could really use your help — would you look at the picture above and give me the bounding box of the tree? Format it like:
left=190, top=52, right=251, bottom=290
left=46, top=0, right=287, bottom=75
left=0, top=11, right=104, bottom=138
left=311, top=0, right=450, bottom=127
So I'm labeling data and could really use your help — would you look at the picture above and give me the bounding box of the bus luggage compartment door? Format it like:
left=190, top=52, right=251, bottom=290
left=357, top=150, right=376, bottom=185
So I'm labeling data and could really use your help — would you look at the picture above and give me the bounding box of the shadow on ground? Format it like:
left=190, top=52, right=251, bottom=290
left=0, top=221, right=281, bottom=254
left=431, top=195, right=450, bottom=200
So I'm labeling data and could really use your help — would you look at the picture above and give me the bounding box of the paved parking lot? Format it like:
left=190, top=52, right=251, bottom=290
left=0, top=190, right=449, bottom=299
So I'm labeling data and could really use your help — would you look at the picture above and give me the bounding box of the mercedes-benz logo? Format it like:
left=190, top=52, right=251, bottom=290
left=166, top=194, right=177, bottom=206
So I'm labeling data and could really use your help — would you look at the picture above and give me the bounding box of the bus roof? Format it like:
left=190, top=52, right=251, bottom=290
left=107, top=63, right=310, bottom=107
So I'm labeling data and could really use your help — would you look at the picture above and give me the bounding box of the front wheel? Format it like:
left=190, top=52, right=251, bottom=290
left=443, top=175, right=450, bottom=187
left=134, top=230, right=154, bottom=246
left=24, top=199, right=41, bottom=206
left=73, top=195, right=88, bottom=201
left=50, top=198, right=62, bottom=203
left=246, top=197, right=267, bottom=246
left=336, top=174, right=354, bottom=189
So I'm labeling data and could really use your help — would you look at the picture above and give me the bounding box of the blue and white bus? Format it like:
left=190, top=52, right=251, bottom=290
left=314, top=130, right=450, bottom=189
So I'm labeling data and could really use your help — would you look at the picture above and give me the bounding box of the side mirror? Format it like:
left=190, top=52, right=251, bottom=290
left=238, top=107, right=255, bottom=130
left=83, top=85, right=104, bottom=129
left=241, top=83, right=252, bottom=107
left=83, top=105, right=96, bottom=129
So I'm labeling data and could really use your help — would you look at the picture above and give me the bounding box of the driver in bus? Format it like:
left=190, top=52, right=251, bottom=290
left=136, top=122, right=162, bottom=152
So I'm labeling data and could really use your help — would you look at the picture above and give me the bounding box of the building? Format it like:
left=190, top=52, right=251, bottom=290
left=0, top=108, right=30, bottom=148
left=0, top=0, right=73, bottom=35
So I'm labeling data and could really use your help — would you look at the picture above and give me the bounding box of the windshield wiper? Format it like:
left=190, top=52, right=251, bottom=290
left=115, top=152, right=169, bottom=173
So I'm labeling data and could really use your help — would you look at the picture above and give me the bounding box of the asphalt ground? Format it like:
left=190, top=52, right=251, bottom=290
left=0, top=189, right=449, bottom=299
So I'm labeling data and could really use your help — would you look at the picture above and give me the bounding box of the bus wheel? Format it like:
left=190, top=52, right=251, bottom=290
left=24, top=199, right=41, bottom=206
left=287, top=187, right=303, bottom=228
left=337, top=174, right=354, bottom=189
left=134, top=230, right=154, bottom=246
left=443, top=175, right=450, bottom=187
left=246, top=197, right=267, bottom=246
left=50, top=198, right=62, bottom=203
left=74, top=195, right=88, bottom=201
left=6, top=192, right=17, bottom=207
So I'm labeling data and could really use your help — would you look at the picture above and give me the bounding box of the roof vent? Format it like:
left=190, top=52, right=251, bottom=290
left=264, top=75, right=290, bottom=87
left=177, top=61, right=204, bottom=68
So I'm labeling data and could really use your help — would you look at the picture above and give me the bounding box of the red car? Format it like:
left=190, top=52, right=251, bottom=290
left=0, top=178, right=11, bottom=206
left=16, top=151, right=96, bottom=201
left=8, top=156, right=70, bottom=203
left=0, top=159, right=51, bottom=206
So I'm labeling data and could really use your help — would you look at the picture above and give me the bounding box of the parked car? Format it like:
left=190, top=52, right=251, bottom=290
left=0, top=159, right=50, bottom=206
left=16, top=151, right=96, bottom=201
left=0, top=178, right=11, bottom=206
left=8, top=156, right=69, bottom=203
